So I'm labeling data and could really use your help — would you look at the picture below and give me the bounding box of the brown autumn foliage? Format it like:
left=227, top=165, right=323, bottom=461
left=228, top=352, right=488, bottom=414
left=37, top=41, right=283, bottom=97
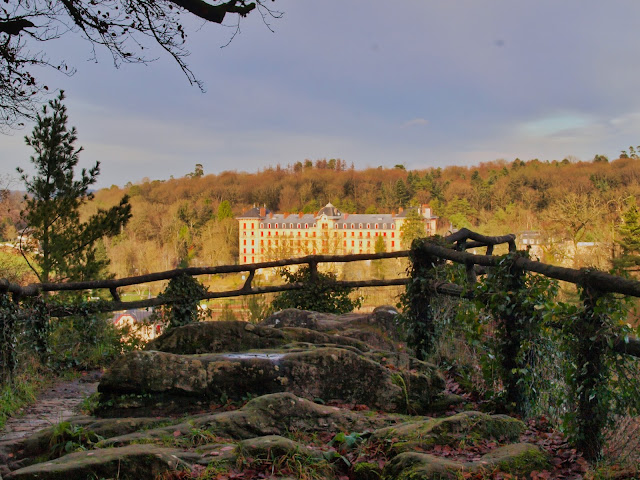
left=4, top=155, right=640, bottom=283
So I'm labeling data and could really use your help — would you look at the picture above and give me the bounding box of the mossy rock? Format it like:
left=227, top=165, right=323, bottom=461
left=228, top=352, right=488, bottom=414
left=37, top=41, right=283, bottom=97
left=5, top=416, right=174, bottom=466
left=383, top=443, right=548, bottom=480
left=97, top=393, right=409, bottom=448
left=237, top=435, right=322, bottom=459
left=5, top=445, right=185, bottom=480
left=98, top=348, right=444, bottom=414
left=146, top=320, right=287, bottom=354
left=373, top=411, right=525, bottom=453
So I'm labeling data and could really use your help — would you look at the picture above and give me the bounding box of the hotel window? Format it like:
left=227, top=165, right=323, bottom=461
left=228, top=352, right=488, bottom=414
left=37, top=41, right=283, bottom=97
left=305, top=223, right=308, bottom=228
left=391, top=241, right=395, bottom=247
left=343, top=232, right=347, bottom=237
left=243, top=240, right=246, bottom=245
left=243, top=256, right=247, bottom=262
left=260, top=232, right=263, bottom=237
left=268, top=223, right=271, bottom=228
left=243, top=223, right=246, bottom=228
left=251, top=223, right=255, bottom=229
left=392, top=232, right=395, bottom=238
left=391, top=224, right=395, bottom=229
left=367, top=224, right=370, bottom=229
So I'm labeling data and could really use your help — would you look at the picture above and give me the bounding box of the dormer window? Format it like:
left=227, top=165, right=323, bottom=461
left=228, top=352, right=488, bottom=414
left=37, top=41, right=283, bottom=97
left=267, top=223, right=271, bottom=228
left=351, top=223, right=355, bottom=229
left=305, top=223, right=308, bottom=228
left=297, top=223, right=301, bottom=228
left=375, top=224, right=379, bottom=229
left=290, top=223, right=294, bottom=228
left=359, top=223, right=363, bottom=229
left=366, top=223, right=370, bottom=229
left=260, top=223, right=264, bottom=228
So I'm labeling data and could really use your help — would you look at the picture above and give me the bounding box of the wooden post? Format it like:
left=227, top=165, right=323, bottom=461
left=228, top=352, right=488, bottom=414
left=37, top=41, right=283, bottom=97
left=574, top=284, right=607, bottom=461
left=407, top=239, right=443, bottom=360
left=0, top=293, right=17, bottom=383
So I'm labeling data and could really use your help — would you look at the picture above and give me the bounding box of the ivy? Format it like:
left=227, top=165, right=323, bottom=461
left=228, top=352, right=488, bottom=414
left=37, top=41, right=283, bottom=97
left=398, top=236, right=459, bottom=360
left=466, top=251, right=559, bottom=415
left=552, top=288, right=640, bottom=461
left=0, top=294, right=19, bottom=383
left=156, top=273, right=210, bottom=329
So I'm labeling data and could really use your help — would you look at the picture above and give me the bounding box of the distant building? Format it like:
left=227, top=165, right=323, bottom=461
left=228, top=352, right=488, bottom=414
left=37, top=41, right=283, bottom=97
left=237, top=203, right=437, bottom=264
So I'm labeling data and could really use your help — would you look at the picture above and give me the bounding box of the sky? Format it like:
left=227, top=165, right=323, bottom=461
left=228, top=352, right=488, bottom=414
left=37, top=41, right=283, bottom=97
left=2, top=0, right=640, bottom=189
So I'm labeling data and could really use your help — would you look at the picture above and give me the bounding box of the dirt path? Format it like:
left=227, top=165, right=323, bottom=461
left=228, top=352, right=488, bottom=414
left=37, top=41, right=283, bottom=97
left=0, top=371, right=101, bottom=444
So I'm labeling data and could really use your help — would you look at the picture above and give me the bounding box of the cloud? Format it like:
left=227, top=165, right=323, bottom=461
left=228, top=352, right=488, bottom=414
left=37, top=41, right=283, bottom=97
left=402, top=118, right=429, bottom=128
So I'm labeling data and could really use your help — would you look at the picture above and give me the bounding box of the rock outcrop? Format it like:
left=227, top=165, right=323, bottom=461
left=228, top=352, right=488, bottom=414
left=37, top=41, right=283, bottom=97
left=98, top=346, right=444, bottom=414
left=1, top=308, right=556, bottom=479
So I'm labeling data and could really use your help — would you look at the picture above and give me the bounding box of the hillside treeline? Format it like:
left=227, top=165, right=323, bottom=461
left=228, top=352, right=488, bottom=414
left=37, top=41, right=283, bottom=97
left=4, top=155, right=640, bottom=283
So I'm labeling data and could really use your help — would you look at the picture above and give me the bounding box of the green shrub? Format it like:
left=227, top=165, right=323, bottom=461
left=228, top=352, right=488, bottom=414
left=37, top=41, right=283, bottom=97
left=270, top=266, right=362, bottom=314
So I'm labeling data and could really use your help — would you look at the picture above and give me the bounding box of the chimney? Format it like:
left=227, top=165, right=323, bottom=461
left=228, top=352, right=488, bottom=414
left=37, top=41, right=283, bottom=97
left=284, top=212, right=289, bottom=219
left=344, top=213, right=349, bottom=219
left=269, top=212, right=274, bottom=219
left=260, top=206, right=266, bottom=217
left=398, top=207, right=403, bottom=214
left=298, top=212, right=304, bottom=218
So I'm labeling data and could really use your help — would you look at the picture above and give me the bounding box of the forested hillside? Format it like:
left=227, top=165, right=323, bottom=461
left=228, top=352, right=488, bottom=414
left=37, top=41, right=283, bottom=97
left=4, top=155, right=640, bottom=283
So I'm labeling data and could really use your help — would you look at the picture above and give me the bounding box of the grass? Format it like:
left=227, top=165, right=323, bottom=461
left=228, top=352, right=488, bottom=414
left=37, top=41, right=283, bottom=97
left=0, top=361, right=52, bottom=429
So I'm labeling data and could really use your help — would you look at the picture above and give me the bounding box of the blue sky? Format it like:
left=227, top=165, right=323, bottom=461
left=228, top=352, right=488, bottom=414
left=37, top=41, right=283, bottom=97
left=3, top=0, right=640, bottom=189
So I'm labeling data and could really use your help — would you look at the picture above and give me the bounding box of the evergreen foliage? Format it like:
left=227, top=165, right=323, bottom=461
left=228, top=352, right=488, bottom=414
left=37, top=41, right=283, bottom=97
left=157, top=273, right=210, bottom=329
left=270, top=266, right=362, bottom=314
left=18, top=92, right=131, bottom=282
left=614, top=197, right=640, bottom=271
left=399, top=209, right=427, bottom=249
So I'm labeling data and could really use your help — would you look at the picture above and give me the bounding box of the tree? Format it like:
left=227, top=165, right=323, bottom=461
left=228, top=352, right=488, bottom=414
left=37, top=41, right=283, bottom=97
left=400, top=209, right=427, bottom=249
left=0, top=1, right=280, bottom=130
left=614, top=197, right=640, bottom=272
left=217, top=200, right=234, bottom=221
left=18, top=91, right=131, bottom=282
left=270, top=266, right=362, bottom=314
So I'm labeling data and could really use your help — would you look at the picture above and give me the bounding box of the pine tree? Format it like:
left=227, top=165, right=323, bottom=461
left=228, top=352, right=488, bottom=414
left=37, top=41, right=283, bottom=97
left=615, top=197, right=640, bottom=272
left=18, top=91, right=131, bottom=283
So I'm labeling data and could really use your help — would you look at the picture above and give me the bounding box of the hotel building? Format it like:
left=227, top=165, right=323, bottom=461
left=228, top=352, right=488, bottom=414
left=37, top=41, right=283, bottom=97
left=237, top=203, right=437, bottom=264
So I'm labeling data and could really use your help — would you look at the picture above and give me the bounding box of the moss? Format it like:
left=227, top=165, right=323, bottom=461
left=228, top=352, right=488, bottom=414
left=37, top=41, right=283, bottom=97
left=481, top=443, right=550, bottom=475
left=354, top=461, right=382, bottom=480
